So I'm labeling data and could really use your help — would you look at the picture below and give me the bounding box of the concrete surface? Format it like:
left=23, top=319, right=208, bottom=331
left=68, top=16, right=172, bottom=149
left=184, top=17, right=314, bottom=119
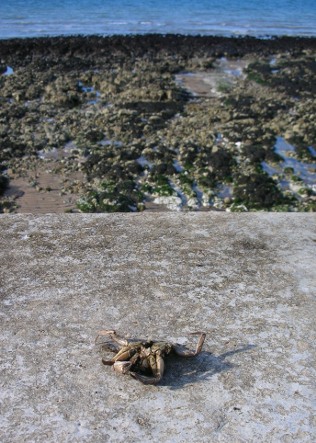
left=0, top=213, right=315, bottom=442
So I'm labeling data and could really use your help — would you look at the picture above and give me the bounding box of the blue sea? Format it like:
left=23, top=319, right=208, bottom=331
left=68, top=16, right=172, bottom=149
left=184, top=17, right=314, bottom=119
left=0, top=0, right=315, bottom=39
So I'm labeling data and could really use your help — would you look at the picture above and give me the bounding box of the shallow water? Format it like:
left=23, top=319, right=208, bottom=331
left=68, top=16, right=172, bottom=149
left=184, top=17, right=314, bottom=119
left=0, top=0, right=315, bottom=38
left=175, top=58, right=248, bottom=98
left=262, top=137, right=316, bottom=191
left=3, top=66, right=14, bottom=75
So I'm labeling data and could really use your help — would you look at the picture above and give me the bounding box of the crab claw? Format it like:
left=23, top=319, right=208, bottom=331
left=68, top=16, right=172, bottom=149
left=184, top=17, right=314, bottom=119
left=112, top=361, right=133, bottom=375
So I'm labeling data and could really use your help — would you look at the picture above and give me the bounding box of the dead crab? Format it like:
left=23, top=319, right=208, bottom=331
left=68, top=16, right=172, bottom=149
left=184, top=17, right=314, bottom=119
left=95, top=329, right=206, bottom=385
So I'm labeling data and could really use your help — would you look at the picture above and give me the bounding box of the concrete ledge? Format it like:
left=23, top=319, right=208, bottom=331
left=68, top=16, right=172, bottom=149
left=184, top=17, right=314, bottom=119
left=0, top=214, right=315, bottom=442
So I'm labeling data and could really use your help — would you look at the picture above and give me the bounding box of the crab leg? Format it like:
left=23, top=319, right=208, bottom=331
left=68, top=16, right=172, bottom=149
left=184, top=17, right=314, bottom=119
left=95, top=329, right=129, bottom=346
left=173, top=332, right=206, bottom=357
left=102, top=345, right=137, bottom=366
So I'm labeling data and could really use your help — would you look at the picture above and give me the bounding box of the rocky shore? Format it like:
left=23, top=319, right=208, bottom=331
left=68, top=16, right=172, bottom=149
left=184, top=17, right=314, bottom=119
left=0, top=35, right=315, bottom=212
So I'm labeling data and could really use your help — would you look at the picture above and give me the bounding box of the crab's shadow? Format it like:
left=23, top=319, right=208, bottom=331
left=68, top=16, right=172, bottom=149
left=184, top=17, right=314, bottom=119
left=160, top=344, right=256, bottom=390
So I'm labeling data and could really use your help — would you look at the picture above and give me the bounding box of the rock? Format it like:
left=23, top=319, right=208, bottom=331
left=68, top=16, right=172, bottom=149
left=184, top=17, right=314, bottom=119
left=0, top=214, right=315, bottom=441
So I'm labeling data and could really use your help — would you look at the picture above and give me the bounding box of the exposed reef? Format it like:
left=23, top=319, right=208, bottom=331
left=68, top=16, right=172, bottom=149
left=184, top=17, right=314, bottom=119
left=0, top=35, right=315, bottom=212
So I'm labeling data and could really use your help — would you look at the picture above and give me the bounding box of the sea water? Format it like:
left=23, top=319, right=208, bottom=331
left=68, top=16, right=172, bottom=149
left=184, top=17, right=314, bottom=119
left=0, top=0, right=315, bottom=39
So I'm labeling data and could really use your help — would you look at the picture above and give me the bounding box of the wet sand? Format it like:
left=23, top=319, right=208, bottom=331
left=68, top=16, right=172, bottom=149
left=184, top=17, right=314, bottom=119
left=4, top=163, right=83, bottom=213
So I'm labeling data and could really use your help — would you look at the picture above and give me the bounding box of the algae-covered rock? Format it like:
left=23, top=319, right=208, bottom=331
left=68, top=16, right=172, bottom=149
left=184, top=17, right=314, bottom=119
left=233, top=172, right=292, bottom=210
left=77, top=179, right=145, bottom=213
left=0, top=174, right=9, bottom=195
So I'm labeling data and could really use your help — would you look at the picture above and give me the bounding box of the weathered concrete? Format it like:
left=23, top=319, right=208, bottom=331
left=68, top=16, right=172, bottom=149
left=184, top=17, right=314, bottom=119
left=0, top=214, right=315, bottom=442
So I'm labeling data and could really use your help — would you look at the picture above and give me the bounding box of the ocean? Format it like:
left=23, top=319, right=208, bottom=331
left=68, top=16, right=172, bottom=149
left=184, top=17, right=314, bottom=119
left=0, top=0, right=315, bottom=39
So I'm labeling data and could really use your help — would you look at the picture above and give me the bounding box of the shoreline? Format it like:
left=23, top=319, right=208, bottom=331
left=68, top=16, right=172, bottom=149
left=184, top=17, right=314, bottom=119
left=0, top=34, right=315, bottom=213
left=1, top=33, right=316, bottom=47
left=2, top=33, right=316, bottom=39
